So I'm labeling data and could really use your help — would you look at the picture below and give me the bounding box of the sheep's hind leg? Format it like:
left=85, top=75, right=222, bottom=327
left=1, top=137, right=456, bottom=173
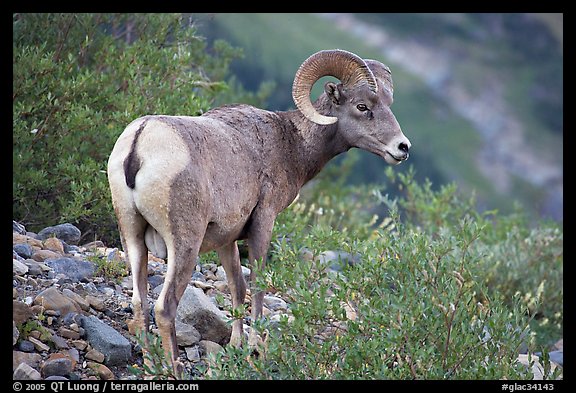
left=118, top=216, right=151, bottom=365
left=154, top=239, right=201, bottom=378
left=217, top=241, right=247, bottom=347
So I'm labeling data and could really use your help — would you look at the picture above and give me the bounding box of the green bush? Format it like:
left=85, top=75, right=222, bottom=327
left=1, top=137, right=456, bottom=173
left=13, top=13, right=269, bottom=245
left=205, top=167, right=561, bottom=380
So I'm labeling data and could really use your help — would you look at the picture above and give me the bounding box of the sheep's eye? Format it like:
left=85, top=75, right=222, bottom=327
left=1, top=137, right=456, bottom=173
left=356, top=103, right=368, bottom=112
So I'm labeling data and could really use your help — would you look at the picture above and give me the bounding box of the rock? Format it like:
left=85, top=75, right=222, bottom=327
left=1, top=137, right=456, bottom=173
left=13, top=363, right=41, bottom=380
left=517, top=354, right=560, bottom=380
left=13, top=233, right=43, bottom=248
left=23, top=260, right=45, bottom=276
left=199, top=340, right=224, bottom=358
left=13, top=320, right=19, bottom=346
left=175, top=320, right=202, bottom=346
left=120, top=275, right=133, bottom=290
left=71, top=340, right=88, bottom=351
left=43, top=237, right=65, bottom=254
left=67, top=348, right=80, bottom=363
left=38, top=223, right=81, bottom=244
left=58, top=327, right=81, bottom=340
left=80, top=315, right=131, bottom=366
left=263, top=295, right=288, bottom=311
left=185, top=346, right=201, bottom=362
left=13, top=300, right=33, bottom=325
left=28, top=336, right=50, bottom=352
left=87, top=362, right=115, bottom=380
left=548, top=350, right=563, bottom=367
left=316, top=250, right=361, bottom=271
left=85, top=295, right=106, bottom=311
left=172, top=284, right=232, bottom=345
left=13, top=220, right=27, bottom=235
left=13, top=243, right=33, bottom=259
left=148, top=275, right=164, bottom=289
left=50, top=334, right=69, bottom=349
left=41, top=354, right=74, bottom=378
left=82, top=240, right=105, bottom=249
left=85, top=349, right=106, bottom=363
left=192, top=280, right=214, bottom=290
left=18, top=340, right=35, bottom=352
left=45, top=257, right=95, bottom=282
left=13, top=351, right=42, bottom=371
left=62, top=289, right=91, bottom=311
left=13, top=259, right=29, bottom=275
left=32, top=249, right=62, bottom=262
left=216, top=265, right=251, bottom=282
left=34, top=287, right=80, bottom=316
left=213, top=281, right=228, bottom=292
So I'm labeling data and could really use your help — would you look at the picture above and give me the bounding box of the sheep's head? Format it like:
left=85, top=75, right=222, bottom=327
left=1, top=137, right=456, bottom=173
left=292, top=49, right=411, bottom=165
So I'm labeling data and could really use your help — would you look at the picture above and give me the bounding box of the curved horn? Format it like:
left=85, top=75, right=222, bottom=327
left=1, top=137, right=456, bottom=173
left=292, top=49, right=378, bottom=125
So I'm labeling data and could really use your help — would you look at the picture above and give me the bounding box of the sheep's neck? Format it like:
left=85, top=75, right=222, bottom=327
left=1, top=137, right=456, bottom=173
left=284, top=109, right=350, bottom=188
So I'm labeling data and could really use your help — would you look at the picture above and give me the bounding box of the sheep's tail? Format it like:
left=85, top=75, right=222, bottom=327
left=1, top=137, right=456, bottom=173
left=123, top=119, right=148, bottom=189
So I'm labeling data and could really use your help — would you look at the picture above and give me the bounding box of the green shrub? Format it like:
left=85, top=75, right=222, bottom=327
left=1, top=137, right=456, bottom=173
left=13, top=13, right=269, bottom=245
left=384, top=167, right=563, bottom=348
left=204, top=166, right=561, bottom=379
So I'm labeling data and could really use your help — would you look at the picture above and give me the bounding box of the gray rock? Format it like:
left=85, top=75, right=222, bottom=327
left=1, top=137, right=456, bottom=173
left=38, top=223, right=81, bottom=244
left=13, top=250, right=24, bottom=262
left=175, top=320, right=202, bottom=347
left=191, top=271, right=206, bottom=282
left=263, top=295, right=288, bottom=311
left=23, top=260, right=44, bottom=276
left=13, top=300, right=33, bottom=325
left=549, top=350, right=563, bottom=367
left=62, top=289, right=90, bottom=311
left=41, top=357, right=73, bottom=378
left=13, top=351, right=42, bottom=371
left=317, top=250, right=361, bottom=271
left=148, top=274, right=164, bottom=289
left=44, top=376, right=69, bottom=380
left=13, top=259, right=29, bottom=276
left=185, top=346, right=201, bottom=362
left=45, top=257, right=95, bottom=281
left=13, top=363, right=41, bottom=380
left=173, top=285, right=232, bottom=345
left=13, top=320, right=19, bottom=346
left=216, top=265, right=251, bottom=282
left=33, top=287, right=80, bottom=317
left=13, top=243, right=33, bottom=259
left=199, top=340, right=224, bottom=358
left=13, top=220, right=27, bottom=235
left=80, top=315, right=131, bottom=366
left=18, top=340, right=35, bottom=353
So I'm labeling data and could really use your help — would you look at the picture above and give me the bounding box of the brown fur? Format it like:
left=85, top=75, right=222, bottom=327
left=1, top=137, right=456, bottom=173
left=107, top=53, right=411, bottom=376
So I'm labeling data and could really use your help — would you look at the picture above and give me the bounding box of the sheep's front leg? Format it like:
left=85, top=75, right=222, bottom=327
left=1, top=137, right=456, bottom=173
left=247, top=216, right=275, bottom=350
left=217, top=241, right=246, bottom=347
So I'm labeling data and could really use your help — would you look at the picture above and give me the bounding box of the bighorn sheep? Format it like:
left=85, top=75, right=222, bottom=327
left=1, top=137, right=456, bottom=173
left=107, top=49, right=410, bottom=373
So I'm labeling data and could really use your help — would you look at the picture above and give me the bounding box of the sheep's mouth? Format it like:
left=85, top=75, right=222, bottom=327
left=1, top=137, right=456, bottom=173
left=384, top=151, right=408, bottom=165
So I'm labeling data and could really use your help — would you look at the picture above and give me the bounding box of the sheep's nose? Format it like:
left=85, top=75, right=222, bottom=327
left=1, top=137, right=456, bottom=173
left=399, top=142, right=410, bottom=154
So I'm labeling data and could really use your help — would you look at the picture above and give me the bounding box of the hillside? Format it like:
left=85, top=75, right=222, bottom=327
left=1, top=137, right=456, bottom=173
left=193, top=13, right=563, bottom=221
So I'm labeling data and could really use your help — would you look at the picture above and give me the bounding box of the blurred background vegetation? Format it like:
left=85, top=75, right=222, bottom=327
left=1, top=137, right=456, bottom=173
left=13, top=14, right=562, bottom=376
left=195, top=13, right=563, bottom=223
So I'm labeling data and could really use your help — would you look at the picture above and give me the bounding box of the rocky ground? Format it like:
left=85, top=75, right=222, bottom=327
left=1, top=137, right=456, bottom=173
left=12, top=220, right=290, bottom=380
left=12, top=220, right=562, bottom=380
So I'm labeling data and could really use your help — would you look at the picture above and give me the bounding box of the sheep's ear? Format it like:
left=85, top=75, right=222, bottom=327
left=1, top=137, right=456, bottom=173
left=324, top=82, right=342, bottom=105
